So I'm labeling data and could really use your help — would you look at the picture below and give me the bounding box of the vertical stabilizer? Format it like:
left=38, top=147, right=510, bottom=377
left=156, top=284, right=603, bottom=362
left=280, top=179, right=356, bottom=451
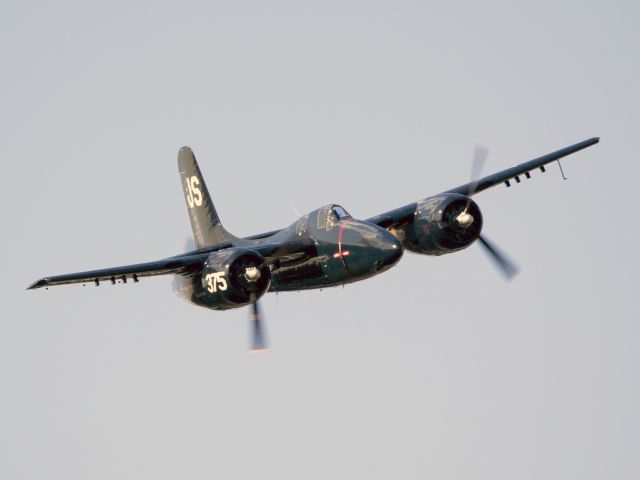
left=178, top=147, right=237, bottom=248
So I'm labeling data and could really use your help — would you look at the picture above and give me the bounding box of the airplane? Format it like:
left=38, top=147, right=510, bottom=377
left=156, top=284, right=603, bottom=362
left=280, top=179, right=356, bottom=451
left=29, top=137, right=600, bottom=351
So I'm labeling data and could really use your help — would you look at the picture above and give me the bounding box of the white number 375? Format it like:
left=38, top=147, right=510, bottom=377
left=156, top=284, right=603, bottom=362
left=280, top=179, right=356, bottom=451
left=205, top=272, right=227, bottom=293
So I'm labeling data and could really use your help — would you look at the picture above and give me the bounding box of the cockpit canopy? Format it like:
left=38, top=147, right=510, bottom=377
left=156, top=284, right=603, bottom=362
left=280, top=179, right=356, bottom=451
left=307, top=204, right=353, bottom=233
left=290, top=204, right=352, bottom=237
left=331, top=205, right=350, bottom=220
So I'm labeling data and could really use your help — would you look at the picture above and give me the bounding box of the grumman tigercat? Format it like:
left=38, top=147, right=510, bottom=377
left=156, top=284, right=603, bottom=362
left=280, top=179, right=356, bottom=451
left=29, top=138, right=600, bottom=351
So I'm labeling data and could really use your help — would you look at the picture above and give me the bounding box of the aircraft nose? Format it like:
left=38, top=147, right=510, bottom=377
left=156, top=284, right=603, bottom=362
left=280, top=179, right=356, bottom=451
left=362, top=224, right=403, bottom=271
left=377, top=229, right=403, bottom=269
left=338, top=220, right=403, bottom=275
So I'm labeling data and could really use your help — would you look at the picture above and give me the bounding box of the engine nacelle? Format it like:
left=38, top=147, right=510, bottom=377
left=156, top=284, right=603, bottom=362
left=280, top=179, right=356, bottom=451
left=401, top=193, right=483, bottom=255
left=199, top=248, right=271, bottom=310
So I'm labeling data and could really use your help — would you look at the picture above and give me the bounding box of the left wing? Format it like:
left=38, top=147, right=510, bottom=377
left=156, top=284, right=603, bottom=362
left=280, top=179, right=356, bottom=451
left=367, top=137, right=599, bottom=230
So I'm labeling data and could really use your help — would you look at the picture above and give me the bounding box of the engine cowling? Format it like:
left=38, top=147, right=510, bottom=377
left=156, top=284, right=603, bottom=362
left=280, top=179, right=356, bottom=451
left=200, top=248, right=271, bottom=310
left=401, top=193, right=483, bottom=255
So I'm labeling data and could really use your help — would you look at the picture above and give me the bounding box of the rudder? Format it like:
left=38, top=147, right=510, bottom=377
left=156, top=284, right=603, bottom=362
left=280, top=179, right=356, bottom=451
left=178, top=147, right=237, bottom=248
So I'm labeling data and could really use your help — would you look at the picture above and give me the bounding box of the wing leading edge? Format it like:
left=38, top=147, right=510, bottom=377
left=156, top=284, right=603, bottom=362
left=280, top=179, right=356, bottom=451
left=446, top=137, right=600, bottom=196
left=29, top=139, right=598, bottom=290
left=367, top=137, right=600, bottom=230
left=28, top=239, right=316, bottom=290
left=27, top=254, right=208, bottom=289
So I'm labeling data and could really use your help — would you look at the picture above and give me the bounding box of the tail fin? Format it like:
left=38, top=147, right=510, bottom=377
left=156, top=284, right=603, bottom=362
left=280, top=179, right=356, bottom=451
left=178, top=147, right=237, bottom=248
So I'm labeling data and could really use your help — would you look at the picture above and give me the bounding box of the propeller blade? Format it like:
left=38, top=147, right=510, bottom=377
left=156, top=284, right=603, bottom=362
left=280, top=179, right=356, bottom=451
left=477, top=234, right=519, bottom=281
left=464, top=145, right=489, bottom=213
left=249, top=299, right=268, bottom=353
left=469, top=145, right=489, bottom=194
left=463, top=145, right=520, bottom=280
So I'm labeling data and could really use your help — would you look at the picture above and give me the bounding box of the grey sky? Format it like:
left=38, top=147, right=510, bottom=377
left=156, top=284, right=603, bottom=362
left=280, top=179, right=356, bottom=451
left=2, top=1, right=639, bottom=479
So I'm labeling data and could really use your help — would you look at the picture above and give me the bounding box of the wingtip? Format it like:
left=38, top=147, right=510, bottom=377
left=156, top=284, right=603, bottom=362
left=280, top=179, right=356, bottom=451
left=27, top=278, right=48, bottom=290
left=577, top=137, right=600, bottom=150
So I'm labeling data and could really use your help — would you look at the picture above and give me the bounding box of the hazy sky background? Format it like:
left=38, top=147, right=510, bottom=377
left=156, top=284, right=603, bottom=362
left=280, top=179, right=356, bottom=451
left=2, top=1, right=639, bottom=478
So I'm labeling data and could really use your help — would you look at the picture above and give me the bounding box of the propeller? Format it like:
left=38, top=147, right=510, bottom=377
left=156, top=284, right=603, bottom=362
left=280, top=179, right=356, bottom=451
left=234, top=260, right=269, bottom=353
left=477, top=235, right=519, bottom=280
left=468, top=145, right=489, bottom=197
left=249, top=296, right=268, bottom=353
left=455, top=145, right=489, bottom=228
left=458, top=144, right=519, bottom=280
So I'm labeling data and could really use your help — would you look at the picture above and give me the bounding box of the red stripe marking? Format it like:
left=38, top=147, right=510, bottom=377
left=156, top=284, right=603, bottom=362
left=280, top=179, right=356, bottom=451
left=337, top=220, right=353, bottom=277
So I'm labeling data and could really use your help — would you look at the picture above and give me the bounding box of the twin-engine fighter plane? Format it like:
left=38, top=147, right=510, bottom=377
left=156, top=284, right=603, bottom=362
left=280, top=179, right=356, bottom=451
left=30, top=137, right=600, bottom=351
